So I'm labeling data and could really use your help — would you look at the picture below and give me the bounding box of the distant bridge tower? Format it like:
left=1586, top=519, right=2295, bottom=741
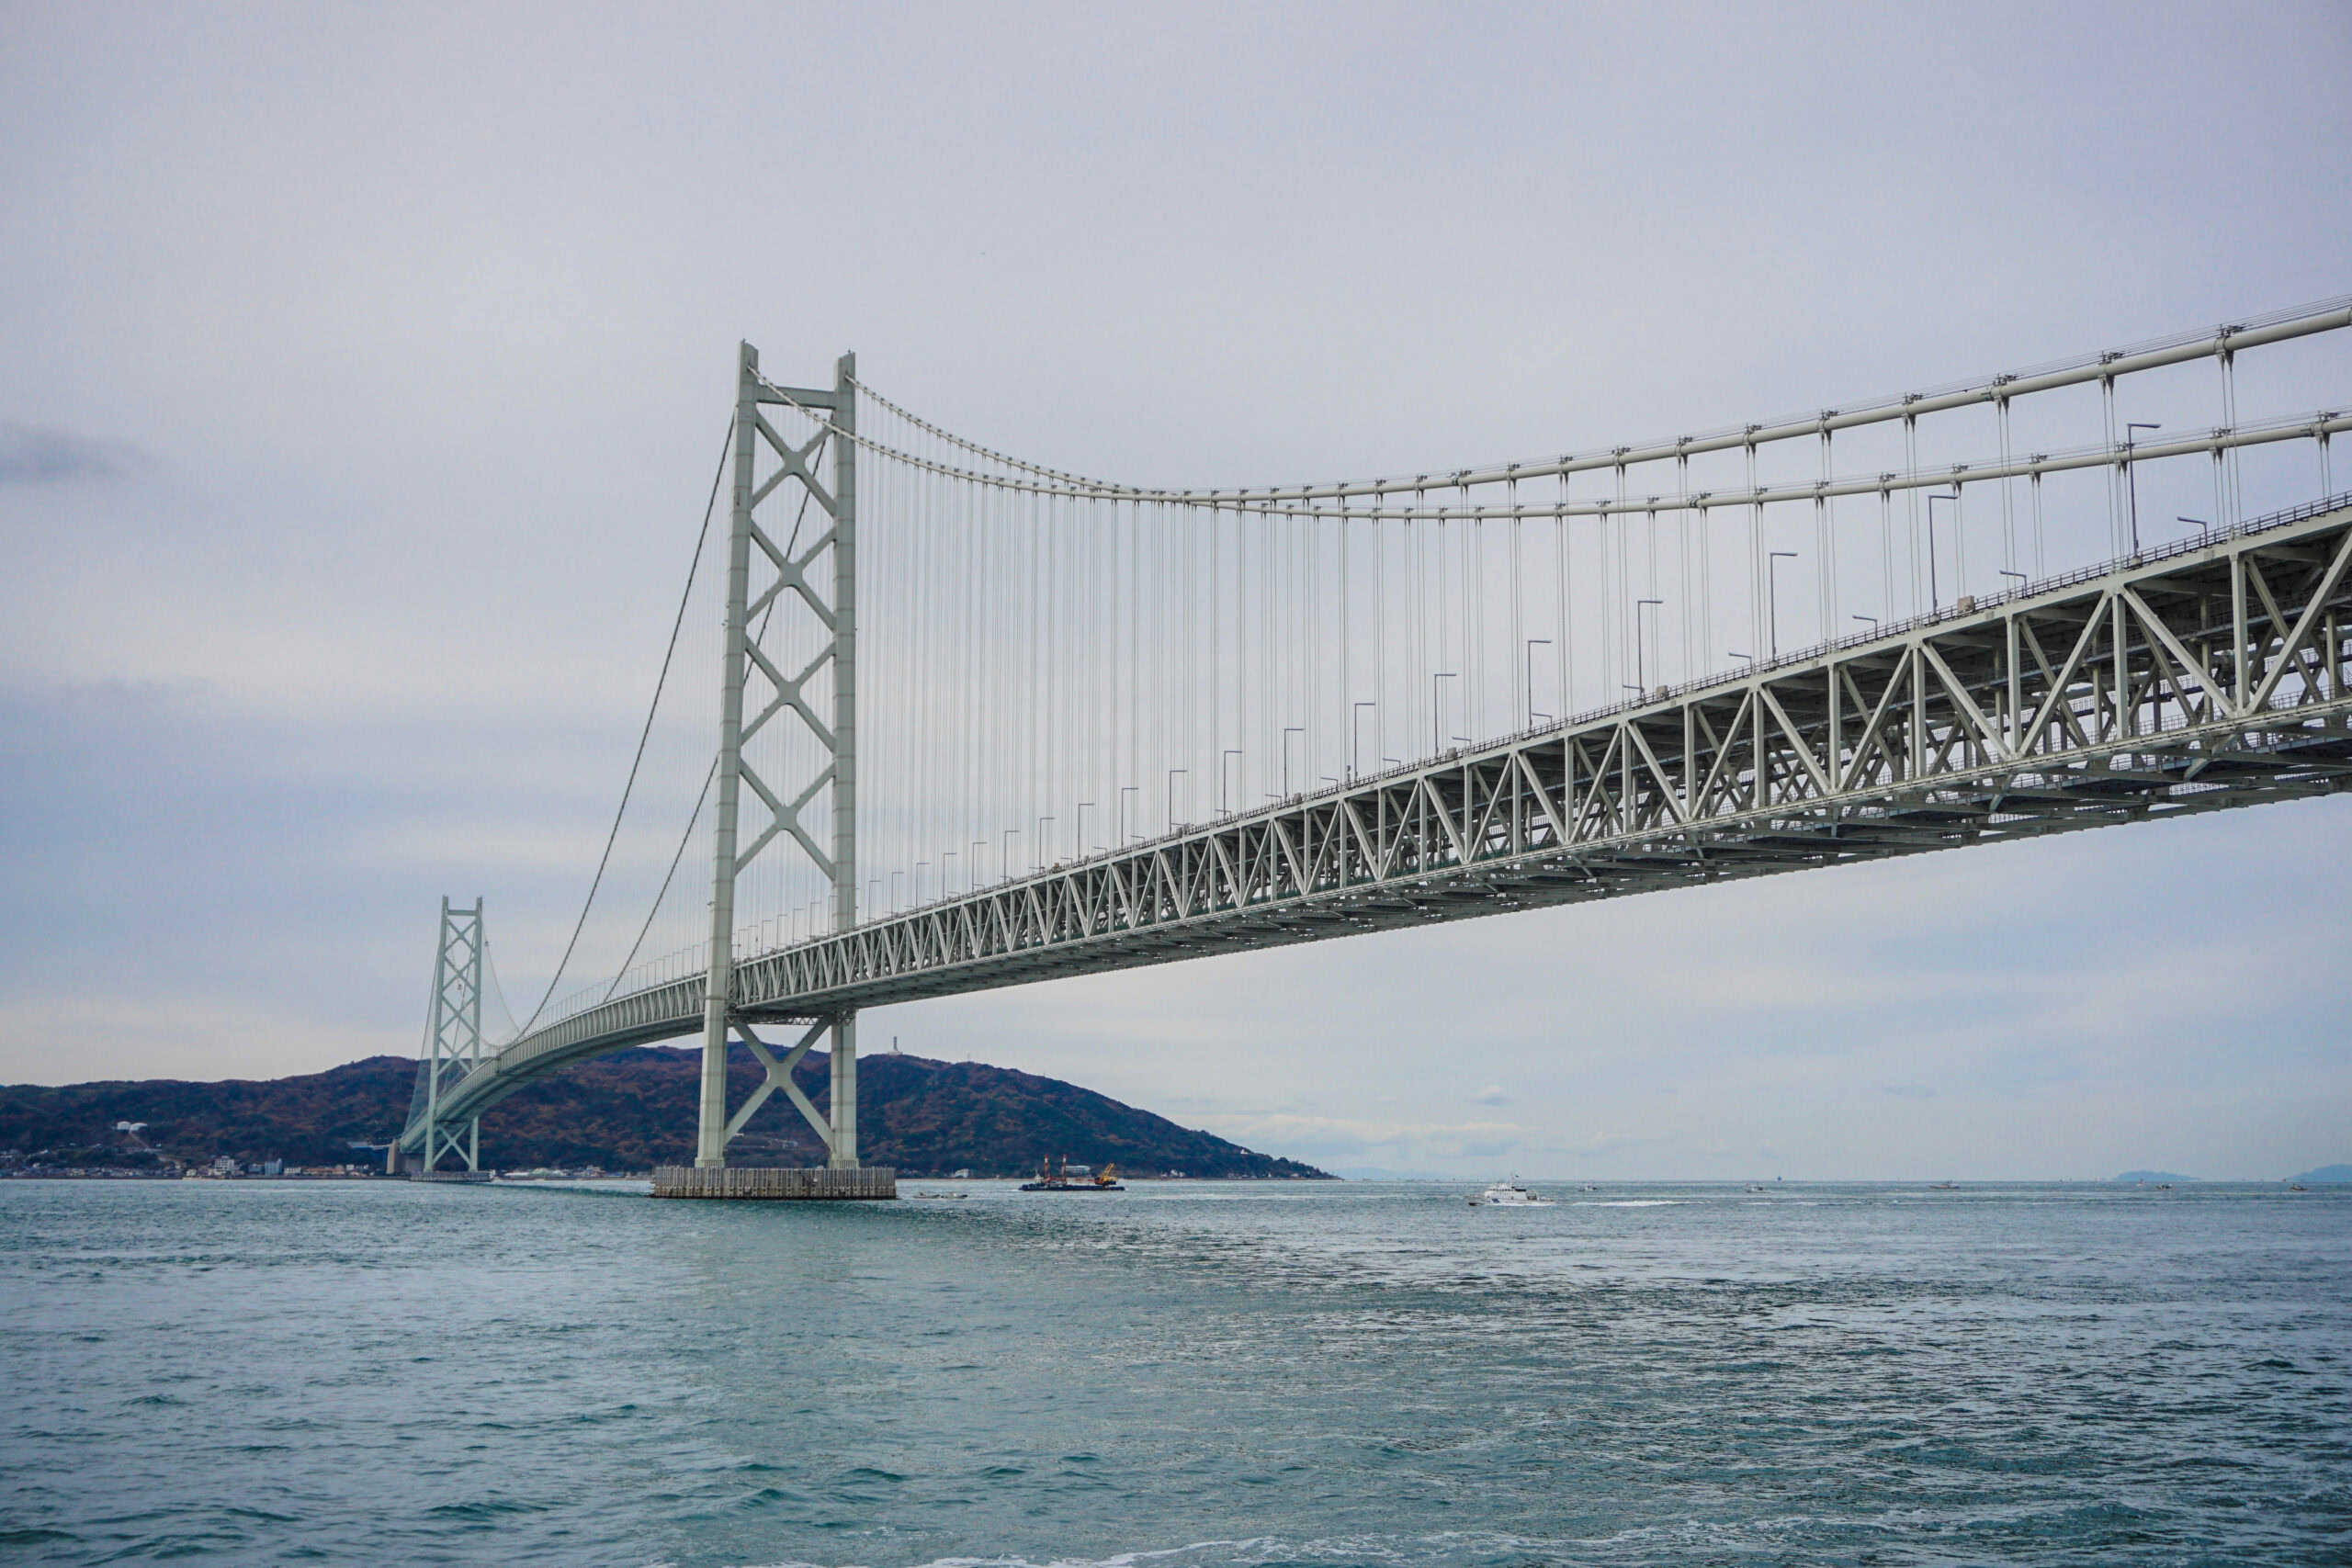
left=695, top=344, right=862, bottom=1171
left=410, top=896, right=485, bottom=1175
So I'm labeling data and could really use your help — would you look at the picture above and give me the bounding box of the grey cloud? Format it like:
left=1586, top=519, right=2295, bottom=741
left=0, top=423, right=139, bottom=484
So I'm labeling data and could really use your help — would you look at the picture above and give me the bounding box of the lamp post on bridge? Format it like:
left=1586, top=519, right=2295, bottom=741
left=2124, top=423, right=2161, bottom=555
left=1925, top=493, right=1957, bottom=611
left=1432, top=672, right=1456, bottom=757
left=1282, top=728, right=1304, bottom=797
left=1634, top=602, right=1662, bottom=693
left=1351, top=702, right=1375, bottom=776
left=1765, top=558, right=1793, bottom=658
left=1220, top=750, right=1242, bottom=817
left=1167, top=768, right=1187, bottom=830
left=1524, top=640, right=1552, bottom=726
left=1118, top=785, right=1139, bottom=844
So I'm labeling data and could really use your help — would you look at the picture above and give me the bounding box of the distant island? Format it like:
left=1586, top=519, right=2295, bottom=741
left=0, top=1045, right=1332, bottom=1179
left=2292, top=1164, right=2352, bottom=1184
left=2112, top=1169, right=2201, bottom=1183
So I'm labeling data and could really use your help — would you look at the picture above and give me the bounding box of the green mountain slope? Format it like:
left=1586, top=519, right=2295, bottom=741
left=0, top=1046, right=1330, bottom=1179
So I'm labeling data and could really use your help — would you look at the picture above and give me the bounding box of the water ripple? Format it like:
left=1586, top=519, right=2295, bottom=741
left=2, top=1179, right=2346, bottom=1564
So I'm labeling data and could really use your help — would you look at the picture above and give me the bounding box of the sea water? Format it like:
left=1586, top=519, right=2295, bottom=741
left=2, top=1178, right=2346, bottom=1565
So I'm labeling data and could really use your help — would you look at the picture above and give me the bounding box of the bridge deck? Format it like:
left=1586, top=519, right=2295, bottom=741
left=405, top=496, right=2352, bottom=1147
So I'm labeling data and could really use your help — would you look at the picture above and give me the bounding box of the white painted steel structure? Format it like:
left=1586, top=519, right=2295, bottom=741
left=405, top=897, right=486, bottom=1174
left=694, top=346, right=862, bottom=1170
left=398, top=301, right=2352, bottom=1166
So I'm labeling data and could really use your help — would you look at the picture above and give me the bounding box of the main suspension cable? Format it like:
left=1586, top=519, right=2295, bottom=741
left=515, top=415, right=734, bottom=1036
left=602, top=475, right=816, bottom=998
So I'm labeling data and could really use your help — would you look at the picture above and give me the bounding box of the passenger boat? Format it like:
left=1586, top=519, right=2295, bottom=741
left=1019, top=1157, right=1125, bottom=1192
left=1467, top=1176, right=1552, bottom=1207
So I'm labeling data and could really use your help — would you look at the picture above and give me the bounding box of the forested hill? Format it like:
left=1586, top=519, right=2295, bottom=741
left=0, top=1046, right=1332, bottom=1179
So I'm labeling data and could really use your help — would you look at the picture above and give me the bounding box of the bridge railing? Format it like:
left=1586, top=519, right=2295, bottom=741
left=1456, top=484, right=2352, bottom=756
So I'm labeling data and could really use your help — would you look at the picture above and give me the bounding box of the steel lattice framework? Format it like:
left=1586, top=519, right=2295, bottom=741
left=404, top=495, right=2352, bottom=1142
left=405, top=897, right=486, bottom=1172
left=694, top=345, right=862, bottom=1170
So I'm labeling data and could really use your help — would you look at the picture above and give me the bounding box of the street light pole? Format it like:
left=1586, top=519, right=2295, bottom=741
left=1765, top=556, right=1794, bottom=657
left=1351, top=702, right=1375, bottom=776
left=1431, top=672, right=1456, bottom=756
left=1523, top=640, right=1552, bottom=726
left=1634, top=601, right=1661, bottom=692
left=1925, top=492, right=1958, bottom=610
left=2125, top=422, right=2161, bottom=554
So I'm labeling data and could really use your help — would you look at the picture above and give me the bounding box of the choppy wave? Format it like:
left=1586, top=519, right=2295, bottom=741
left=4, top=1179, right=2346, bottom=1566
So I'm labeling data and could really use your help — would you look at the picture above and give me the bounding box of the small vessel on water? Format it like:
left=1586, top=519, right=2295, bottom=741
left=1019, top=1157, right=1125, bottom=1192
left=1468, top=1176, right=1553, bottom=1207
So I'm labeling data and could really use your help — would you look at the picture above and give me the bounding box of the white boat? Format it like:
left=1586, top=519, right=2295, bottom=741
left=1468, top=1176, right=1553, bottom=1207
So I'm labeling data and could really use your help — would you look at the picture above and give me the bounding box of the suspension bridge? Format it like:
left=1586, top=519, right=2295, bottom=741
left=398, top=299, right=2352, bottom=1195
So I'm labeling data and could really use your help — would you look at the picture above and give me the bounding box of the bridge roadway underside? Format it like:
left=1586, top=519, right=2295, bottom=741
left=409, top=498, right=2352, bottom=1144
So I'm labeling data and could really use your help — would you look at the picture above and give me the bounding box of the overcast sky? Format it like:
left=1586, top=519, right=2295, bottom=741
left=4, top=2, right=2347, bottom=1179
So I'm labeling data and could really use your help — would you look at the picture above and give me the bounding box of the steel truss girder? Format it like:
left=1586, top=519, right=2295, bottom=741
left=416, top=499, right=2352, bottom=1132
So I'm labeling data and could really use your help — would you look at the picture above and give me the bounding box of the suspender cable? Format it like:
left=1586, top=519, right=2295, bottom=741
left=1555, top=469, right=1571, bottom=717
left=1337, top=494, right=1351, bottom=770
left=1373, top=505, right=1387, bottom=768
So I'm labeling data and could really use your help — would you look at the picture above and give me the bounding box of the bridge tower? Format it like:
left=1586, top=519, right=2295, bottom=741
left=411, top=896, right=485, bottom=1176
left=694, top=344, right=862, bottom=1173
